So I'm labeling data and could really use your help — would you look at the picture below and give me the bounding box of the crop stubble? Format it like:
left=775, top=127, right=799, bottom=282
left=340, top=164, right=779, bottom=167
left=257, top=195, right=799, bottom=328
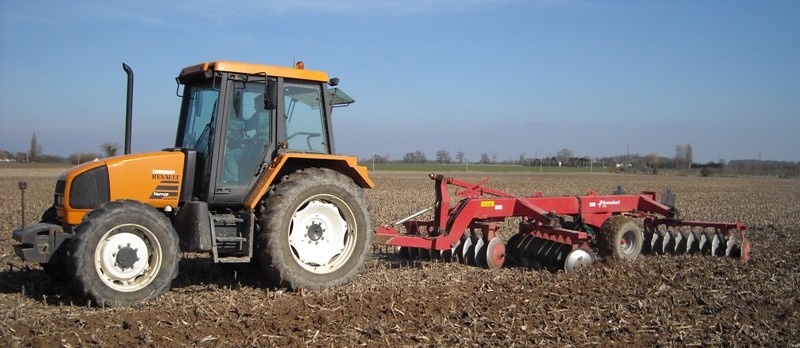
left=0, top=168, right=798, bottom=346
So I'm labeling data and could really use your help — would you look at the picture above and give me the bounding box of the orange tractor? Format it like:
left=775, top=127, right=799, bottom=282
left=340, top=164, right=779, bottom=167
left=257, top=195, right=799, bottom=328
left=13, top=61, right=374, bottom=306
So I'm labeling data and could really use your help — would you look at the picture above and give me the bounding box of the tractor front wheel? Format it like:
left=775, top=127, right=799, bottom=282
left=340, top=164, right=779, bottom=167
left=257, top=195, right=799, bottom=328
left=257, top=168, right=372, bottom=290
left=68, top=200, right=180, bottom=306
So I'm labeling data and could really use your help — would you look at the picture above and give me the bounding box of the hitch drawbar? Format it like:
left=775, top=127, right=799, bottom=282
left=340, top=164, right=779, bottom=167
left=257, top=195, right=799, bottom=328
left=375, top=173, right=750, bottom=272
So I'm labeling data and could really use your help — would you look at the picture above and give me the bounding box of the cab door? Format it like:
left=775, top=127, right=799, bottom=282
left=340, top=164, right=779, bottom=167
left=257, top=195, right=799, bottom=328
left=211, top=77, right=274, bottom=205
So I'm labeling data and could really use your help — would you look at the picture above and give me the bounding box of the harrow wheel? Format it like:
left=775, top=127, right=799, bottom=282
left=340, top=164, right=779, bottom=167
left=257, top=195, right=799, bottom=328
left=600, top=216, right=643, bottom=261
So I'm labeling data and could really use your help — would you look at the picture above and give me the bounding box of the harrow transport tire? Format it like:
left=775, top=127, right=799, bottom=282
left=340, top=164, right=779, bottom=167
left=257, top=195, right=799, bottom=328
left=68, top=200, right=180, bottom=306
left=600, top=216, right=643, bottom=261
left=256, top=168, right=372, bottom=290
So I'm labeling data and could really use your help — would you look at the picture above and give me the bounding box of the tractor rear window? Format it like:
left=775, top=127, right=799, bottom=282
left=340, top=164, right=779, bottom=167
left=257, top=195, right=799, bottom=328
left=284, top=83, right=327, bottom=153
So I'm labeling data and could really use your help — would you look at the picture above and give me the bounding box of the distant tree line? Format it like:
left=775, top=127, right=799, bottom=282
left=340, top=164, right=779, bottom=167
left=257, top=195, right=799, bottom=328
left=0, top=133, right=120, bottom=165
left=362, top=143, right=800, bottom=178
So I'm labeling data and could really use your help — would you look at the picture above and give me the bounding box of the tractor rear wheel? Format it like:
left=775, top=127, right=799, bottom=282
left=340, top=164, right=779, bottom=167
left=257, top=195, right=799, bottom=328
left=599, top=216, right=643, bottom=261
left=256, top=168, right=372, bottom=290
left=68, top=200, right=180, bottom=306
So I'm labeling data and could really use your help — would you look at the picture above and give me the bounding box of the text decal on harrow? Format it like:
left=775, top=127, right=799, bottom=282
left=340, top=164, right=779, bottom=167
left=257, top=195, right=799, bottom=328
left=589, top=199, right=621, bottom=208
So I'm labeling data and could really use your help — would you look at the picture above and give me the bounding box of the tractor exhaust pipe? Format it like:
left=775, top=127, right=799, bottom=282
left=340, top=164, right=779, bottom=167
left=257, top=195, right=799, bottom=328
left=122, top=63, right=134, bottom=155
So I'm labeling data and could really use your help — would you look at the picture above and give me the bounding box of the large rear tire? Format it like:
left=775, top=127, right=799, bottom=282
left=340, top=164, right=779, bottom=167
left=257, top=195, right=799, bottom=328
left=68, top=200, right=180, bottom=306
left=256, top=168, right=372, bottom=290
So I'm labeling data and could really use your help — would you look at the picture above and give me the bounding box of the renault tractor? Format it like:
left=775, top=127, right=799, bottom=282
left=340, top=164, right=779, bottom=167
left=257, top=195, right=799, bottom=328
left=12, top=61, right=373, bottom=306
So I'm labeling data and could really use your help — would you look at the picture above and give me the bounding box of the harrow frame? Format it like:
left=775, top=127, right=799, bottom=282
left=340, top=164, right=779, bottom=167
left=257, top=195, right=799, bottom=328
left=374, top=173, right=750, bottom=270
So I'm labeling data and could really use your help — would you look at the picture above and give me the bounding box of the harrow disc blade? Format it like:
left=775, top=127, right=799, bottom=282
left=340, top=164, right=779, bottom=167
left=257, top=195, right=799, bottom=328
left=439, top=249, right=453, bottom=262
left=458, top=235, right=472, bottom=264
left=651, top=231, right=665, bottom=254
left=698, top=233, right=712, bottom=254
left=724, top=234, right=739, bottom=257
left=685, top=232, right=699, bottom=254
left=711, top=232, right=725, bottom=257
left=474, top=237, right=488, bottom=268
left=661, top=231, right=674, bottom=255
left=672, top=232, right=686, bottom=255
left=564, top=248, right=595, bottom=273
left=516, top=235, right=540, bottom=269
left=541, top=241, right=563, bottom=272
left=462, top=235, right=479, bottom=265
left=397, top=246, right=411, bottom=259
left=525, top=238, right=550, bottom=270
left=418, top=247, right=433, bottom=260
left=484, top=237, right=506, bottom=269
left=505, top=234, right=524, bottom=266
left=642, top=229, right=654, bottom=254
left=548, top=244, right=570, bottom=272
left=452, top=234, right=466, bottom=262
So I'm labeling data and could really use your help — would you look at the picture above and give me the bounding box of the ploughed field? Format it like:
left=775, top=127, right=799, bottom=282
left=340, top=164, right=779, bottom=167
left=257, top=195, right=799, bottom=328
left=1, top=167, right=798, bottom=347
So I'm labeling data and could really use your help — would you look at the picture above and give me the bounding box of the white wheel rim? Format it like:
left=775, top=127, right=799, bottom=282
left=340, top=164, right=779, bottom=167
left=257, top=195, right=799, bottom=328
left=95, top=223, right=162, bottom=292
left=564, top=248, right=594, bottom=273
left=288, top=195, right=357, bottom=274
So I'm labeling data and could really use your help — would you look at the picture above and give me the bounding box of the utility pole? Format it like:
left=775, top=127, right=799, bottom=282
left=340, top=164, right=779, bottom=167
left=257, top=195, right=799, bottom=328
left=675, top=145, right=679, bottom=170
left=627, top=144, right=630, bottom=166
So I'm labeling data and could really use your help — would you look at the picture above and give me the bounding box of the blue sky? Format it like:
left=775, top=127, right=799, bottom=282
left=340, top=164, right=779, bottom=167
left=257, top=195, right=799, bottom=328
left=1, top=0, right=798, bottom=163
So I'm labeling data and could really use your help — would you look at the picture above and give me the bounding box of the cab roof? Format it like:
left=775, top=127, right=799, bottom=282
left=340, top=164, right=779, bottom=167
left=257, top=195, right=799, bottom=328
left=180, top=61, right=329, bottom=82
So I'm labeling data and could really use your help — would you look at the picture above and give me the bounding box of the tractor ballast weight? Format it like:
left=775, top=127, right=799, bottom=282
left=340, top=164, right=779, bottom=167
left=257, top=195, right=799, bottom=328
left=375, top=173, right=750, bottom=271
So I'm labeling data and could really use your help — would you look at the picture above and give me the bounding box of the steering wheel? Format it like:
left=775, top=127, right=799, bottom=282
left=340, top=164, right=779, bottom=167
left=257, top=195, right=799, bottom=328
left=286, top=132, right=322, bottom=150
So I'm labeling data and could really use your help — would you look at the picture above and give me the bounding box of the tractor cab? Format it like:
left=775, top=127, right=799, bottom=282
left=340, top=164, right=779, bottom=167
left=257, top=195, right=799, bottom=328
left=174, top=61, right=354, bottom=205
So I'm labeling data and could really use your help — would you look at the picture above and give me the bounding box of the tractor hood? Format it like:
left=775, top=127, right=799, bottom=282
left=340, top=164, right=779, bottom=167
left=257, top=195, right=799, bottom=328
left=58, top=150, right=186, bottom=225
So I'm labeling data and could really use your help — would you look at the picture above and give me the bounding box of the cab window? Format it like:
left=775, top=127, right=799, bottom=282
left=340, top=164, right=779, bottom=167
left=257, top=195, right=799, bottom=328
left=221, top=81, right=271, bottom=185
left=283, top=83, right=328, bottom=153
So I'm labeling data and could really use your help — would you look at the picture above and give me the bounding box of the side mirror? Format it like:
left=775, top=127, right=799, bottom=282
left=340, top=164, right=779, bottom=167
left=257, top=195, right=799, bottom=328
left=329, top=78, right=339, bottom=87
left=264, top=80, right=277, bottom=110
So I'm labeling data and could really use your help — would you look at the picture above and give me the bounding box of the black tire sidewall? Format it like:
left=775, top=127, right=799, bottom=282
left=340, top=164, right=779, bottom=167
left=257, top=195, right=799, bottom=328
left=69, top=200, right=180, bottom=306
